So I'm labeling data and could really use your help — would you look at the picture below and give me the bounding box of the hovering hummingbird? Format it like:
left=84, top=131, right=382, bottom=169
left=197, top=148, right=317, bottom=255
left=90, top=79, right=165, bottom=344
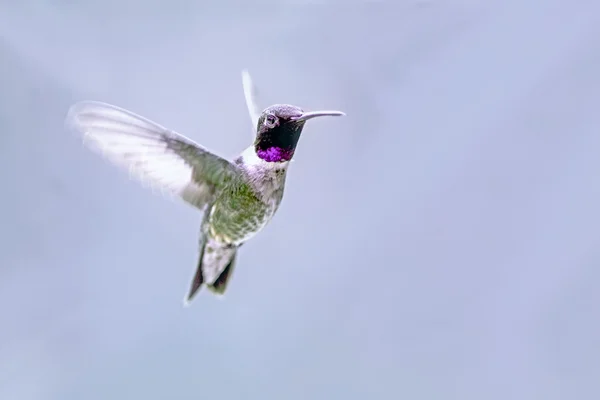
left=65, top=70, right=345, bottom=305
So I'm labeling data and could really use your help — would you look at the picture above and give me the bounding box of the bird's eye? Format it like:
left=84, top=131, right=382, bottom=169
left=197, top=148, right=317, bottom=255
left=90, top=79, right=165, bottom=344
left=265, top=114, right=277, bottom=127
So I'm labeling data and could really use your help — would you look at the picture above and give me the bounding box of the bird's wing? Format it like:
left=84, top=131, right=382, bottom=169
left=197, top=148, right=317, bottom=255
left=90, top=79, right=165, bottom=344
left=66, top=101, right=242, bottom=209
left=241, top=69, right=262, bottom=136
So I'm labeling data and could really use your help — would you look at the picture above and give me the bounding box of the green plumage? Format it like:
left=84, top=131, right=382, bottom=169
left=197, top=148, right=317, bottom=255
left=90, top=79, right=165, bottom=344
left=208, top=178, right=273, bottom=244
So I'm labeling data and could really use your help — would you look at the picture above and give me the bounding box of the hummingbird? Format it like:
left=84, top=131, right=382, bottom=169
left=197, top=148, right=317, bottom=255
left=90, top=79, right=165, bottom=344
left=65, top=70, right=345, bottom=305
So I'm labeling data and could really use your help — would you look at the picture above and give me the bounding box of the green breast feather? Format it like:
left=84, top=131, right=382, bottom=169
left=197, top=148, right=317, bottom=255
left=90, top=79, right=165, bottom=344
left=208, top=181, right=270, bottom=243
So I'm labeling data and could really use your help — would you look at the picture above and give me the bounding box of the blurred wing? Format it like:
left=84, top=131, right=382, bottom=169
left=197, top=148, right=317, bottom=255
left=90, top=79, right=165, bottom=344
left=66, top=101, right=242, bottom=209
left=242, top=69, right=262, bottom=136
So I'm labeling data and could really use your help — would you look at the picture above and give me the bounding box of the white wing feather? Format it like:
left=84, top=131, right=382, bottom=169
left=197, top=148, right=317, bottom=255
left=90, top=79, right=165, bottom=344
left=242, top=69, right=262, bottom=136
left=66, top=101, right=239, bottom=209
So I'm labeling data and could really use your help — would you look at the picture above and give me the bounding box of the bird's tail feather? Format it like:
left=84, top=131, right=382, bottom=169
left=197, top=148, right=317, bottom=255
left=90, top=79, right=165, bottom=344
left=184, top=237, right=238, bottom=306
left=207, top=251, right=238, bottom=295
left=184, top=236, right=207, bottom=306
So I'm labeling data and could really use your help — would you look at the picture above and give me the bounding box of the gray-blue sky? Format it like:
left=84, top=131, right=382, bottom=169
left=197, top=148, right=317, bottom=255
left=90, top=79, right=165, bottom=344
left=1, top=1, right=599, bottom=399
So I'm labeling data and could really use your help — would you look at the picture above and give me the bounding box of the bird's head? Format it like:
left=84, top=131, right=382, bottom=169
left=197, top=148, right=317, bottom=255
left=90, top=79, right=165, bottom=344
left=253, top=104, right=345, bottom=163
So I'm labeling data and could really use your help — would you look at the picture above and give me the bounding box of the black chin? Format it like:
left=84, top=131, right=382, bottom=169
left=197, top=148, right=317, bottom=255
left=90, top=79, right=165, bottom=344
left=255, top=122, right=303, bottom=153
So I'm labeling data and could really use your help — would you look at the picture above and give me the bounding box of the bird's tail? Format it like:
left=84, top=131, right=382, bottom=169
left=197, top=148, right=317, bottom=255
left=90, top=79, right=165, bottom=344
left=184, top=236, right=239, bottom=306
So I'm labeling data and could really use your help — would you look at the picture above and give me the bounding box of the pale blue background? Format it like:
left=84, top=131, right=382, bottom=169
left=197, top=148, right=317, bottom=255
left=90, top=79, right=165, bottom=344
left=1, top=1, right=599, bottom=399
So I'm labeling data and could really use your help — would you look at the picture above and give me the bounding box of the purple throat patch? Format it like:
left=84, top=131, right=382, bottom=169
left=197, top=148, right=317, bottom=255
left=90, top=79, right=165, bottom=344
left=256, top=147, right=294, bottom=162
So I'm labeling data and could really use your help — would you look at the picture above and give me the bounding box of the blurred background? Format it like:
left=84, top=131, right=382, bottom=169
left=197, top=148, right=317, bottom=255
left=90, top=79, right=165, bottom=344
left=1, top=0, right=600, bottom=399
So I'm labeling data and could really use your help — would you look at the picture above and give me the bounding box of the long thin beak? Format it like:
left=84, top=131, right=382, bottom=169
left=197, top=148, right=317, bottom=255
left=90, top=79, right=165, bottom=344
left=292, top=110, right=346, bottom=122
